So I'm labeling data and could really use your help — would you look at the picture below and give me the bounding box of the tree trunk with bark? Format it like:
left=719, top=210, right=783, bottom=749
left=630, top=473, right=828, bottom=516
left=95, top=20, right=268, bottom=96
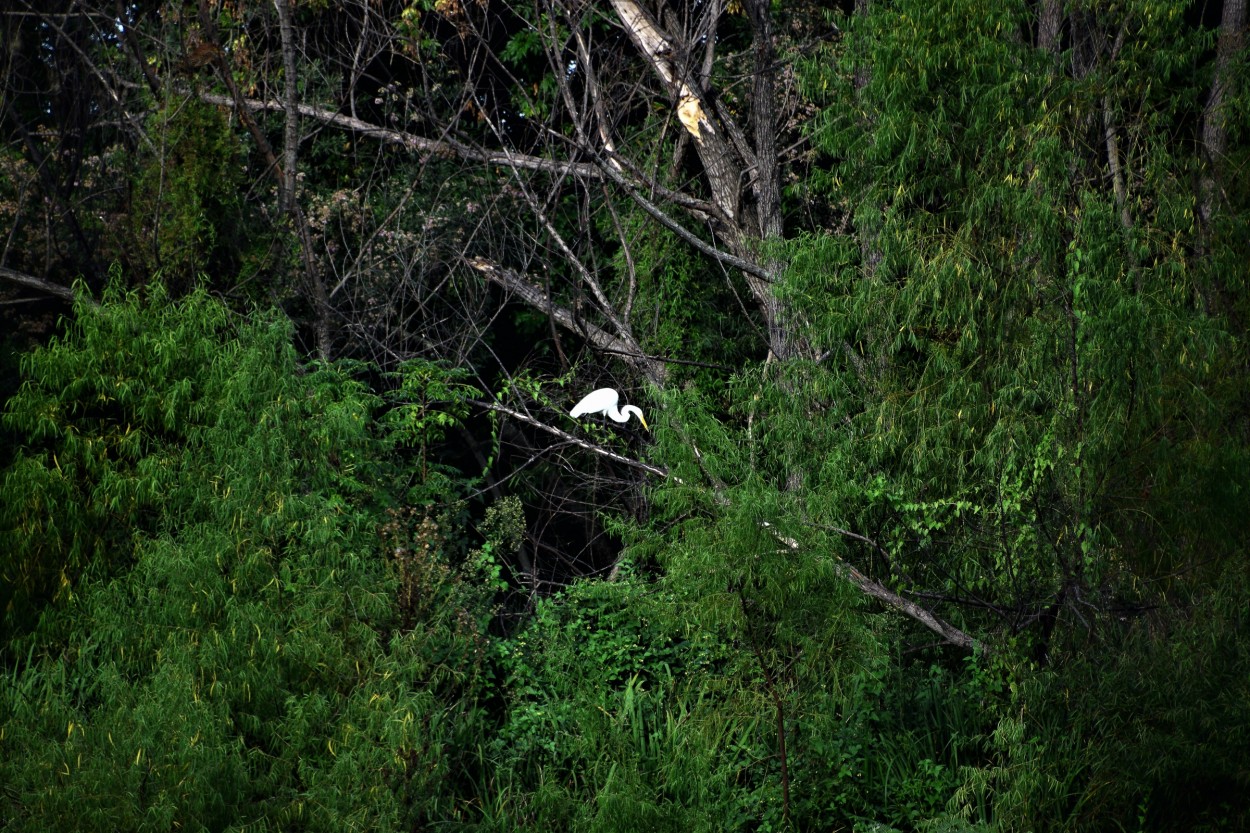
left=1201, top=0, right=1246, bottom=228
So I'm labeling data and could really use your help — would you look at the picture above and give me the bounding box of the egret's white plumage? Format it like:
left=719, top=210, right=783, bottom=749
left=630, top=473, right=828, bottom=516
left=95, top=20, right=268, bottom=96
left=569, top=387, right=649, bottom=430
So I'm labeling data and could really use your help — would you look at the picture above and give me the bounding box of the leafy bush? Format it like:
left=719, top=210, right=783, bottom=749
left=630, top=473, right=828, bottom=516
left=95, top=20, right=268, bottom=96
left=0, top=284, right=489, bottom=830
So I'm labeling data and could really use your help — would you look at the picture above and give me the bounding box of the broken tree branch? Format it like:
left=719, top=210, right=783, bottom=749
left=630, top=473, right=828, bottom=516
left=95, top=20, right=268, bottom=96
left=0, top=266, right=95, bottom=306
left=466, top=256, right=668, bottom=386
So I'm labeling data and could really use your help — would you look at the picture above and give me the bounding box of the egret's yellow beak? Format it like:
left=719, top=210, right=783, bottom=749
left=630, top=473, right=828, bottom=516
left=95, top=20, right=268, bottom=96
left=639, top=415, right=650, bottom=431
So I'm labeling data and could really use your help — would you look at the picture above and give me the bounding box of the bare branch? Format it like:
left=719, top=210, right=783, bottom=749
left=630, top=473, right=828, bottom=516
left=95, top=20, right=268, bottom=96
left=466, top=256, right=668, bottom=386
left=195, top=92, right=605, bottom=181
left=18, top=0, right=153, bottom=150
left=768, top=523, right=986, bottom=653
left=194, top=93, right=764, bottom=286
left=848, top=572, right=983, bottom=652
left=610, top=0, right=740, bottom=220
left=196, top=6, right=332, bottom=358
left=0, top=266, right=95, bottom=306
left=471, top=398, right=669, bottom=480
left=594, top=152, right=773, bottom=281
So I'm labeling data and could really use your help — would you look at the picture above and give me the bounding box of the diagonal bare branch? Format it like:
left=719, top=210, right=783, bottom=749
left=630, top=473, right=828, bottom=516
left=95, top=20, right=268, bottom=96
left=465, top=256, right=667, bottom=386
left=471, top=397, right=669, bottom=479
left=0, top=266, right=96, bottom=306
left=196, top=92, right=606, bottom=181
left=769, top=523, right=987, bottom=653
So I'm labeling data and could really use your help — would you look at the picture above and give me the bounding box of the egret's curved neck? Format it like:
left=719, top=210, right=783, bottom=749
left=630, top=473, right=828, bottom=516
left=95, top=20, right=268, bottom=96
left=617, top=405, right=643, bottom=424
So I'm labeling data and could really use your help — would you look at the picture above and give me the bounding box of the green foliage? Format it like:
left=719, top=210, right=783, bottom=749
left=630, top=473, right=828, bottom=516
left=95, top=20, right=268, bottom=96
left=3, top=1, right=1247, bottom=830
left=952, top=571, right=1250, bottom=832
left=587, top=0, right=1250, bottom=829
left=0, top=284, right=488, bottom=830
left=480, top=568, right=996, bottom=832
left=469, top=496, right=525, bottom=595
left=763, top=2, right=1250, bottom=829
left=599, top=206, right=760, bottom=389
left=783, top=0, right=1249, bottom=637
left=2, top=277, right=235, bottom=631
left=127, top=100, right=249, bottom=291
left=483, top=577, right=734, bottom=832
left=384, top=357, right=483, bottom=503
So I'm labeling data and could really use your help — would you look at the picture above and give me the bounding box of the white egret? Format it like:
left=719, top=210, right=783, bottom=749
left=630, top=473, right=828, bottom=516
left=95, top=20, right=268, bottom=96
left=569, top=387, right=649, bottom=430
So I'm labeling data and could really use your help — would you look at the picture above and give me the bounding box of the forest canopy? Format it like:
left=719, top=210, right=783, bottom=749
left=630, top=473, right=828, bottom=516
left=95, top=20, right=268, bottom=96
left=2, top=1, right=1248, bottom=830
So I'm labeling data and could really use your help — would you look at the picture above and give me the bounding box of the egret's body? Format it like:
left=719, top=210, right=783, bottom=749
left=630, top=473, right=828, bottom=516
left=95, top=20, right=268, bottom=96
left=570, top=388, right=649, bottom=430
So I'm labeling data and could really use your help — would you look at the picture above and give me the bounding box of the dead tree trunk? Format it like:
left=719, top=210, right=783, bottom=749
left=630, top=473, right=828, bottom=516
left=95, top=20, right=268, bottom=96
left=609, top=0, right=806, bottom=361
left=1200, top=0, right=1246, bottom=228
